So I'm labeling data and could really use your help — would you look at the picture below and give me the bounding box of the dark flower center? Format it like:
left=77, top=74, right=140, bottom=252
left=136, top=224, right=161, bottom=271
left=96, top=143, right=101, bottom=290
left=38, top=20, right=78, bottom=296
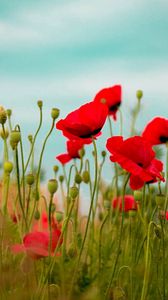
left=109, top=102, right=121, bottom=112
left=160, top=135, right=168, bottom=143
left=79, top=127, right=102, bottom=138
left=137, top=162, right=143, bottom=167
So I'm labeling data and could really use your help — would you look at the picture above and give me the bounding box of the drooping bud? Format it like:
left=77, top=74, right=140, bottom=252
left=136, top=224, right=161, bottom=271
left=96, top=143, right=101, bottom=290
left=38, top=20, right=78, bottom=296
left=28, top=134, right=33, bottom=143
left=69, top=186, right=79, bottom=199
left=4, top=161, right=13, bottom=174
left=26, top=173, right=35, bottom=186
left=75, top=173, right=82, bottom=184
left=0, top=106, right=7, bottom=124
left=53, top=165, right=59, bottom=173
left=59, top=175, right=64, bottom=183
left=10, top=130, right=21, bottom=149
left=56, top=211, right=64, bottom=223
left=48, top=179, right=58, bottom=195
left=134, top=190, right=142, bottom=202
left=101, top=150, right=106, bottom=157
left=51, top=108, right=60, bottom=120
left=136, top=90, right=143, bottom=101
left=0, top=128, right=9, bottom=139
left=82, top=171, right=90, bottom=184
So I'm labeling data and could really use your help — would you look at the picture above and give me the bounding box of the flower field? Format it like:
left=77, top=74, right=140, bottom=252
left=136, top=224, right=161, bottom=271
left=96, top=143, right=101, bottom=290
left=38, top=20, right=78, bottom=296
left=0, top=86, right=168, bottom=300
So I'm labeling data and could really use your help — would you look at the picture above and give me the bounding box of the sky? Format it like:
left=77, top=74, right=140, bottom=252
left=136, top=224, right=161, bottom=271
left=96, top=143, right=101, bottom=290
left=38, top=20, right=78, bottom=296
left=0, top=0, right=168, bottom=211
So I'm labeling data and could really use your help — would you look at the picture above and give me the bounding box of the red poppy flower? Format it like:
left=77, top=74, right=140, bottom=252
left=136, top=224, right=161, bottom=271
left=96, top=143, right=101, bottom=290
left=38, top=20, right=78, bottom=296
left=106, top=136, right=164, bottom=190
left=56, top=101, right=108, bottom=141
left=93, top=85, right=122, bottom=120
left=11, top=228, right=62, bottom=259
left=112, top=195, right=137, bottom=212
left=56, top=139, right=86, bottom=165
left=33, top=212, right=58, bottom=232
left=142, top=117, right=168, bottom=145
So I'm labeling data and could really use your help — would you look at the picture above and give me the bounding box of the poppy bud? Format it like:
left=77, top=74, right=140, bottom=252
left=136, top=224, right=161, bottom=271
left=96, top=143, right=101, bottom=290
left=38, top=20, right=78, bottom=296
left=136, top=90, right=143, bottom=101
left=34, top=210, right=40, bottom=220
left=82, top=171, right=90, bottom=184
left=6, top=109, right=12, bottom=117
left=37, top=100, right=43, bottom=108
left=51, top=108, right=60, bottom=120
left=101, top=150, right=106, bottom=157
left=59, top=175, right=64, bottom=183
left=56, top=211, right=63, bottom=223
left=26, top=173, right=35, bottom=186
left=129, top=210, right=137, bottom=217
left=79, top=148, right=85, bottom=158
left=69, top=186, right=79, bottom=199
left=134, top=190, right=142, bottom=202
left=48, top=179, right=58, bottom=195
left=53, top=165, right=59, bottom=173
left=0, top=128, right=9, bottom=139
left=75, top=173, right=82, bottom=184
left=4, top=161, right=13, bottom=174
left=104, top=200, right=111, bottom=210
left=0, top=106, right=7, bottom=124
left=10, top=130, right=21, bottom=149
left=28, top=134, right=33, bottom=143
left=155, top=194, right=165, bottom=208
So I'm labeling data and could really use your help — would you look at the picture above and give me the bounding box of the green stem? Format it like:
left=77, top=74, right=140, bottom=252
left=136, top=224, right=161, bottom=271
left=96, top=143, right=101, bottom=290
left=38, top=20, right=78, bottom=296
left=160, top=216, right=166, bottom=300
left=99, top=211, right=109, bottom=271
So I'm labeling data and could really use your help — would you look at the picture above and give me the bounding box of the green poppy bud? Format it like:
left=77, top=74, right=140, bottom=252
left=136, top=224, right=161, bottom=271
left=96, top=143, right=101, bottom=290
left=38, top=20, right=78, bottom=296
left=75, top=173, right=82, bottom=184
left=6, top=109, right=12, bottom=117
left=82, top=171, right=90, bottom=184
left=26, top=173, right=35, bottom=186
left=37, top=100, right=43, bottom=108
left=101, top=150, right=106, bottom=157
left=34, top=210, right=40, bottom=220
left=56, top=211, right=63, bottom=223
left=59, top=175, right=64, bottom=183
left=10, top=130, right=21, bottom=148
left=0, top=106, right=7, bottom=124
left=136, top=90, right=143, bottom=101
left=48, top=179, right=58, bottom=195
left=53, top=165, right=59, bottom=173
left=134, top=190, right=142, bottom=202
left=0, top=128, right=9, bottom=139
left=4, top=161, right=13, bottom=174
left=155, top=194, right=165, bottom=208
left=79, top=147, right=85, bottom=158
left=28, top=134, right=33, bottom=143
left=69, top=186, right=79, bottom=199
left=51, top=108, right=60, bottom=120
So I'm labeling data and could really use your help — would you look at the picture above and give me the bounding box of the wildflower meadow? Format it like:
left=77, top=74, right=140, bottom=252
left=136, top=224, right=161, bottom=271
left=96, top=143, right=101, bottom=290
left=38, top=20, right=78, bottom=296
left=0, top=86, right=168, bottom=300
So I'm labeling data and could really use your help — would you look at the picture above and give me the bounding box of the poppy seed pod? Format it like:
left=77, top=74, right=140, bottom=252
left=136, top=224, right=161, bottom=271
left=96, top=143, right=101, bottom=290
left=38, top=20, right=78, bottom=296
left=26, top=173, right=35, bottom=186
left=48, top=179, right=58, bottom=195
left=155, top=194, right=165, bottom=208
left=0, top=106, right=7, bottom=124
left=136, top=90, right=143, bottom=100
left=101, top=150, right=106, bottom=157
left=37, top=100, right=43, bottom=108
left=56, top=211, right=64, bottom=223
left=0, top=128, right=9, bottom=139
left=75, top=173, right=82, bottom=184
left=69, top=186, right=79, bottom=199
left=51, top=108, right=60, bottom=120
left=4, top=161, right=13, bottom=174
left=10, top=130, right=21, bottom=148
left=82, top=171, right=90, bottom=184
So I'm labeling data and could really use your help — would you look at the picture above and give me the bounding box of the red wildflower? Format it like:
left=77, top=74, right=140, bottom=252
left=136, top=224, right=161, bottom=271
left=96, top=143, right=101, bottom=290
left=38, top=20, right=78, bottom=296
left=112, top=195, right=137, bottom=212
left=106, top=136, right=164, bottom=190
left=142, top=117, right=168, bottom=145
left=93, top=85, right=122, bottom=120
left=56, top=139, right=86, bottom=165
left=56, top=101, right=108, bottom=141
left=11, top=228, right=62, bottom=259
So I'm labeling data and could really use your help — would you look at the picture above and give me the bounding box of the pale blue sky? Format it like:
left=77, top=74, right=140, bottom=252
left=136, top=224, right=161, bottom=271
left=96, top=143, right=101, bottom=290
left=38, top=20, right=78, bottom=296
left=0, top=0, right=168, bottom=204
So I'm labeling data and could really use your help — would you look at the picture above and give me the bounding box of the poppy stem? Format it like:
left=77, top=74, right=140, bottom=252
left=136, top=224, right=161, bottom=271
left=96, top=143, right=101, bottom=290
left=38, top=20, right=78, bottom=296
left=98, top=210, right=109, bottom=272
left=105, top=173, right=129, bottom=300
